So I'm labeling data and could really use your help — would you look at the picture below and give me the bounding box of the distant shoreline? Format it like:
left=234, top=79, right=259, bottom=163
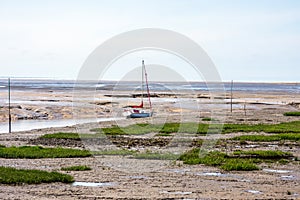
left=0, top=77, right=299, bottom=84
left=0, top=79, right=298, bottom=96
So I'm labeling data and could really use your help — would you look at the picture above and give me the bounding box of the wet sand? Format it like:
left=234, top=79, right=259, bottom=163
left=0, top=86, right=300, bottom=199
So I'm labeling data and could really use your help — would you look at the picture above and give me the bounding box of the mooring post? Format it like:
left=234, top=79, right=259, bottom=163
left=244, top=100, right=247, bottom=116
left=230, top=80, right=233, bottom=113
left=8, top=78, right=11, bottom=133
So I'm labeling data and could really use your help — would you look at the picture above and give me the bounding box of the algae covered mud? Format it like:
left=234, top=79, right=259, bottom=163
left=0, top=79, right=299, bottom=199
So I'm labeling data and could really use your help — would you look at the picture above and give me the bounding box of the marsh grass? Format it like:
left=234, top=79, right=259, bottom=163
left=41, top=132, right=106, bottom=139
left=0, top=166, right=74, bottom=184
left=233, top=150, right=292, bottom=159
left=220, top=159, right=259, bottom=171
left=92, top=149, right=177, bottom=160
left=41, top=132, right=81, bottom=140
left=61, top=165, right=91, bottom=171
left=159, top=121, right=300, bottom=134
left=160, top=123, right=214, bottom=134
left=0, top=146, right=91, bottom=159
left=178, top=148, right=294, bottom=171
left=202, top=117, right=218, bottom=121
left=88, top=121, right=300, bottom=135
left=90, top=123, right=210, bottom=135
left=178, top=149, right=227, bottom=166
left=222, top=121, right=300, bottom=134
left=278, top=159, right=289, bottom=164
left=154, top=133, right=173, bottom=137
left=284, top=112, right=300, bottom=116
left=91, top=124, right=160, bottom=135
left=133, top=152, right=179, bottom=160
left=231, top=133, right=300, bottom=142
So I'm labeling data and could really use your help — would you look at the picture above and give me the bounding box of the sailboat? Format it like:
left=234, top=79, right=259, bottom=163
left=126, top=60, right=153, bottom=118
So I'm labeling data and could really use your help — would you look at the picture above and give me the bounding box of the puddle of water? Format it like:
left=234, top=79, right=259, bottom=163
left=268, top=144, right=279, bottom=148
left=196, top=171, right=233, bottom=178
left=196, top=171, right=251, bottom=182
left=0, top=117, right=123, bottom=133
left=128, top=175, right=149, bottom=179
left=72, top=181, right=115, bottom=187
left=10, top=100, right=73, bottom=106
left=280, top=175, right=295, bottom=180
left=200, top=172, right=224, bottom=177
left=245, top=144, right=260, bottom=148
left=240, top=179, right=252, bottom=182
left=246, top=190, right=262, bottom=194
left=166, top=169, right=190, bottom=174
left=263, top=169, right=291, bottom=173
left=160, top=191, right=192, bottom=195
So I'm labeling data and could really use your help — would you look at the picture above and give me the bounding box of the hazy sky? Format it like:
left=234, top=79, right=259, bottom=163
left=0, top=0, right=299, bottom=82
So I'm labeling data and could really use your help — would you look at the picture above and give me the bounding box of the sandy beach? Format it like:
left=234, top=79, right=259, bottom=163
left=0, top=83, right=299, bottom=199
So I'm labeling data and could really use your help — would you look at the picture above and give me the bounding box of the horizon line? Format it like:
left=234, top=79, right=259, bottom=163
left=0, top=77, right=299, bottom=84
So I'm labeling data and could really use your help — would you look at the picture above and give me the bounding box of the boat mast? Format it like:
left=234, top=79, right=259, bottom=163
left=143, top=61, right=152, bottom=109
left=141, top=60, right=144, bottom=106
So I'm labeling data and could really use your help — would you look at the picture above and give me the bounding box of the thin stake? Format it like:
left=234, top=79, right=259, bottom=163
left=244, top=101, right=247, bottom=116
left=8, top=78, right=11, bottom=133
left=230, top=80, right=233, bottom=113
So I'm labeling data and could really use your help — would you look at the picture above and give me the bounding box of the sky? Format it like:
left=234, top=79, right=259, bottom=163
left=0, top=0, right=299, bottom=82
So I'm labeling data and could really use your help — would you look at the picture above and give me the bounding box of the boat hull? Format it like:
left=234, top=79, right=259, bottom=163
left=129, top=112, right=152, bottom=118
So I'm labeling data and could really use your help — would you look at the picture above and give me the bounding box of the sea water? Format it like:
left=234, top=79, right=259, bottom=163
left=0, top=79, right=299, bottom=93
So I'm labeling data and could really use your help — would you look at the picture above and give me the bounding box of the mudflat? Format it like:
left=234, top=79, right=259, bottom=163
left=0, top=84, right=299, bottom=199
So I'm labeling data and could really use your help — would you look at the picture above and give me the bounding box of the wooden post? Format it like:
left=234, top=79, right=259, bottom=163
left=8, top=78, right=11, bottom=133
left=244, top=101, right=246, bottom=116
left=230, top=80, right=233, bottom=113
